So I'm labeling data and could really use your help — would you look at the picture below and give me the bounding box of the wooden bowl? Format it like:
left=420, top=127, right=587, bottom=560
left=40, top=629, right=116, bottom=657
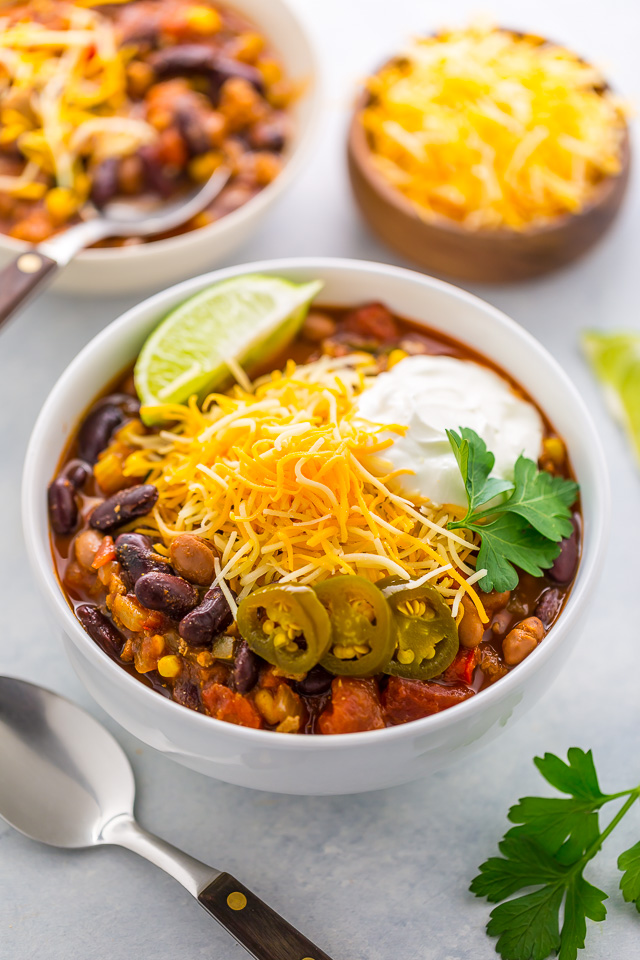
left=348, top=93, right=630, bottom=283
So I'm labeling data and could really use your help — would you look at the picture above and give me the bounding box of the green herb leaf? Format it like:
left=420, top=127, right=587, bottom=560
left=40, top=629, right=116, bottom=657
left=447, top=428, right=578, bottom=591
left=618, top=841, right=640, bottom=912
left=471, top=750, right=640, bottom=960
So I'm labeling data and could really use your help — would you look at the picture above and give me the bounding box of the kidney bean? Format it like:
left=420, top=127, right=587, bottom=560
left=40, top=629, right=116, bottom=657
left=173, top=680, right=200, bottom=711
left=294, top=664, right=333, bottom=697
left=91, top=158, right=120, bottom=208
left=139, top=144, right=176, bottom=197
left=248, top=116, right=287, bottom=152
left=169, top=533, right=217, bottom=586
left=48, top=477, right=78, bottom=535
left=175, top=104, right=211, bottom=156
left=76, top=604, right=125, bottom=659
left=234, top=641, right=261, bottom=694
left=179, top=583, right=234, bottom=647
left=99, top=392, right=141, bottom=418
left=548, top=526, right=579, bottom=584
left=89, top=483, right=158, bottom=533
left=77, top=403, right=125, bottom=465
left=135, top=571, right=199, bottom=620
left=534, top=588, right=562, bottom=626
left=61, top=458, right=91, bottom=490
left=115, top=532, right=171, bottom=589
left=149, top=46, right=263, bottom=96
left=343, top=302, right=398, bottom=342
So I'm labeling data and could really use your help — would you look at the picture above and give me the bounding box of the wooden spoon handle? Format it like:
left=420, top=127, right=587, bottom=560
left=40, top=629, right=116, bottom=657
left=198, top=872, right=334, bottom=960
left=0, top=251, right=58, bottom=330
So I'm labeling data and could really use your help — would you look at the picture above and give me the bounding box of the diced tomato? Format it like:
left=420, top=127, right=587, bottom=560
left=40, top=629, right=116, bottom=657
left=202, top=682, right=262, bottom=729
left=317, top=678, right=385, bottom=735
left=382, top=677, right=474, bottom=725
left=141, top=611, right=164, bottom=631
left=441, top=648, right=480, bottom=685
left=157, top=127, right=188, bottom=168
left=91, top=535, right=116, bottom=569
left=343, top=302, right=398, bottom=342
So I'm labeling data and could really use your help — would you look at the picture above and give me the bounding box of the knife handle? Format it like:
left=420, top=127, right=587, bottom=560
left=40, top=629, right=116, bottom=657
left=0, top=251, right=58, bottom=330
left=198, top=872, right=334, bottom=960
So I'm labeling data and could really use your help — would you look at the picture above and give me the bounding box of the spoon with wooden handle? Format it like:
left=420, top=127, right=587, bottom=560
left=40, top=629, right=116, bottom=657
left=0, top=165, right=230, bottom=332
left=0, top=675, right=333, bottom=960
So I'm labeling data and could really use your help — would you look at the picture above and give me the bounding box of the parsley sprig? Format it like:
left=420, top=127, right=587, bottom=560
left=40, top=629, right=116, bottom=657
left=446, top=428, right=578, bottom=592
left=471, top=749, right=640, bottom=960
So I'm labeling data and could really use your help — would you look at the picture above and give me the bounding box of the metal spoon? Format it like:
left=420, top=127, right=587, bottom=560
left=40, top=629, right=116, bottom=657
left=0, top=675, right=333, bottom=960
left=0, top=165, right=230, bottom=331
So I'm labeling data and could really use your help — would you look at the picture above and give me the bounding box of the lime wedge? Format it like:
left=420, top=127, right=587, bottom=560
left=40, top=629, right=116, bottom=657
left=582, top=330, right=640, bottom=464
left=134, top=274, right=323, bottom=422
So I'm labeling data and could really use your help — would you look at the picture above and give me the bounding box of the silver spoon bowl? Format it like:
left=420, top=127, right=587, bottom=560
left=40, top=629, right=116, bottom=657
left=0, top=675, right=333, bottom=960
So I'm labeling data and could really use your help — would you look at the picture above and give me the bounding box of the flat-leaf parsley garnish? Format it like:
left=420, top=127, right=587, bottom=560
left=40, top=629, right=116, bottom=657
left=471, top=749, right=640, bottom=960
left=446, top=428, right=578, bottom=592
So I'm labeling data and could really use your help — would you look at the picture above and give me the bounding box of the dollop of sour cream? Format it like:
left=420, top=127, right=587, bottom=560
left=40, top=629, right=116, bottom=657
left=356, top=355, right=544, bottom=507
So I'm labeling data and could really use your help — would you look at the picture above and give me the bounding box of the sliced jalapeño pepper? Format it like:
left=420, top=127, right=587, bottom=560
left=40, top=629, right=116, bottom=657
left=237, top=584, right=331, bottom=674
left=377, top=576, right=459, bottom=680
left=314, top=575, right=394, bottom=677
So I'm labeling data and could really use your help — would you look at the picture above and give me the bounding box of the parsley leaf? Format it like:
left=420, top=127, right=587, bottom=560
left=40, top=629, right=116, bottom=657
left=447, top=428, right=578, bottom=591
left=618, top=841, right=640, bottom=913
left=471, top=749, right=640, bottom=960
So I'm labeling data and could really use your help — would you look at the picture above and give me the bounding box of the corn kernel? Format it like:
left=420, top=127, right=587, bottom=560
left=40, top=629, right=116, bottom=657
left=45, top=187, right=79, bottom=225
left=257, top=58, right=282, bottom=87
left=188, top=150, right=224, bottom=183
left=186, top=6, right=222, bottom=34
left=158, top=655, right=182, bottom=678
left=387, top=348, right=408, bottom=370
left=233, top=32, right=265, bottom=63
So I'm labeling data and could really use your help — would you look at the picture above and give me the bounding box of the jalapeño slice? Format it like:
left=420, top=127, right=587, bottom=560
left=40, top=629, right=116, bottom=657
left=236, top=584, right=331, bottom=674
left=314, top=575, right=394, bottom=677
left=378, top=576, right=459, bottom=680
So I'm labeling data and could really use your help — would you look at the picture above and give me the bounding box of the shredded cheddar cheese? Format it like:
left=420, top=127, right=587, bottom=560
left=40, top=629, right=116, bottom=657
left=123, top=353, right=489, bottom=623
left=0, top=1, right=155, bottom=201
left=362, top=23, right=628, bottom=229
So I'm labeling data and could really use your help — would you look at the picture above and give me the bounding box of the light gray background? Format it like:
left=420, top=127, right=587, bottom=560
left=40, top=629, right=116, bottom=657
left=1, top=1, right=638, bottom=957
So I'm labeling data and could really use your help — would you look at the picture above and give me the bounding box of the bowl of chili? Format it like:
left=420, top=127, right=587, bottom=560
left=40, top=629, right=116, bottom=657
left=22, top=258, right=609, bottom=794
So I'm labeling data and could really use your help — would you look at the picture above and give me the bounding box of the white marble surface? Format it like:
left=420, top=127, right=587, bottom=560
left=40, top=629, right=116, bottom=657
left=1, top=1, right=639, bottom=957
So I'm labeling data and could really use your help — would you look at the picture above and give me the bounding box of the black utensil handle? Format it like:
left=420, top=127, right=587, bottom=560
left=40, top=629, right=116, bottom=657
left=198, top=872, right=334, bottom=960
left=0, top=251, right=58, bottom=329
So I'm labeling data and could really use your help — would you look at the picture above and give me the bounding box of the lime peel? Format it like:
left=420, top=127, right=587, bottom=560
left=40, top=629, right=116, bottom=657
left=582, top=330, right=640, bottom=465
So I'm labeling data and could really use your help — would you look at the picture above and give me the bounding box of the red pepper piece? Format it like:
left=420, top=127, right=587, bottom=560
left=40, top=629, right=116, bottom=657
left=441, top=648, right=481, bottom=685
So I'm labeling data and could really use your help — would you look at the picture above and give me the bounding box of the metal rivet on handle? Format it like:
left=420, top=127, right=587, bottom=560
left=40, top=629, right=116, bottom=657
left=17, top=253, right=43, bottom=274
left=227, top=892, right=247, bottom=911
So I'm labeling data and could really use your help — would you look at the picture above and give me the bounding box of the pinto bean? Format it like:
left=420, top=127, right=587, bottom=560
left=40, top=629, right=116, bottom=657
left=135, top=571, right=199, bottom=620
left=89, top=484, right=158, bottom=532
left=294, top=664, right=333, bottom=697
left=90, top=158, right=120, bottom=208
left=534, top=588, right=562, bottom=626
left=458, top=595, right=485, bottom=648
left=301, top=311, right=337, bottom=343
left=549, top=526, right=579, bottom=584
left=74, top=529, right=104, bottom=571
left=47, top=477, right=78, bottom=535
left=179, top=583, right=235, bottom=647
left=77, top=403, right=125, bottom=464
left=234, top=640, right=261, bottom=693
left=169, top=534, right=217, bottom=585
left=76, top=604, right=125, bottom=659
left=503, top=617, right=545, bottom=665
left=479, top=589, right=511, bottom=615
left=115, top=532, right=171, bottom=589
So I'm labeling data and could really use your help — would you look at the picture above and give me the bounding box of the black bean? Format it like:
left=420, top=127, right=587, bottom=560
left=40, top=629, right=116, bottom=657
left=294, top=664, right=333, bottom=697
left=47, top=477, right=78, bottom=535
left=91, top=158, right=120, bottom=208
left=89, top=484, right=158, bottom=533
left=61, top=458, right=91, bottom=490
left=135, top=571, right=199, bottom=620
left=234, top=641, right=261, bottom=693
left=76, top=604, right=125, bottom=659
left=549, top=527, right=579, bottom=584
left=77, top=403, right=125, bottom=464
left=179, top=583, right=234, bottom=647
left=115, top=532, right=172, bottom=590
left=173, top=680, right=200, bottom=711
left=535, top=588, right=562, bottom=627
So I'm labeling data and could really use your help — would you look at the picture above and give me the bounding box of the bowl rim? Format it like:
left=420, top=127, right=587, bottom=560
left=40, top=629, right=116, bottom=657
left=0, top=0, right=322, bottom=265
left=347, top=88, right=631, bottom=241
left=22, top=256, right=610, bottom=750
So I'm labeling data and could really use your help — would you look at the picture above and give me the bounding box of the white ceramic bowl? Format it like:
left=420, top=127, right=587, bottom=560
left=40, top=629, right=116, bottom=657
left=0, top=1, right=320, bottom=296
left=22, top=258, right=609, bottom=795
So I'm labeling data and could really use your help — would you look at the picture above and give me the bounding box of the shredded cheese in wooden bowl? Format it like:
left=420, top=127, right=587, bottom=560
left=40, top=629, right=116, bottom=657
left=122, top=352, right=488, bottom=623
left=361, top=23, right=628, bottom=230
